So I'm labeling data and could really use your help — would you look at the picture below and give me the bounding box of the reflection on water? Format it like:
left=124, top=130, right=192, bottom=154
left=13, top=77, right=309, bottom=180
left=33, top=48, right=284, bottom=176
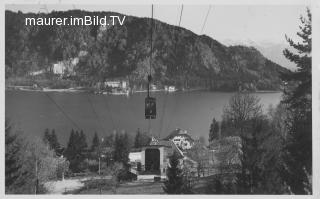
left=5, top=90, right=282, bottom=145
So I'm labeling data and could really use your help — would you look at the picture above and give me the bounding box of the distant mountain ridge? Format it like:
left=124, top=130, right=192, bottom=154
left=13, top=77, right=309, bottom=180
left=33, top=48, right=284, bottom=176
left=223, top=39, right=296, bottom=71
left=5, top=10, right=290, bottom=91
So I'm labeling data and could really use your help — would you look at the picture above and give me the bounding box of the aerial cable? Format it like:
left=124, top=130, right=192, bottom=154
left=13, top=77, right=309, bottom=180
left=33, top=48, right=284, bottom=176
left=86, top=94, right=108, bottom=134
left=200, top=5, right=212, bottom=34
left=178, top=5, right=184, bottom=27
left=44, top=92, right=81, bottom=130
left=149, top=5, right=153, bottom=76
left=187, top=6, right=212, bottom=75
left=165, top=5, right=212, bottom=134
left=28, top=22, right=83, bottom=131
left=40, top=89, right=80, bottom=130
left=163, top=4, right=184, bottom=135
left=199, top=6, right=213, bottom=88
left=158, top=92, right=168, bottom=137
left=102, top=95, right=117, bottom=131
left=33, top=8, right=112, bottom=134
left=30, top=79, right=82, bottom=130
left=158, top=4, right=184, bottom=137
left=145, top=5, right=156, bottom=134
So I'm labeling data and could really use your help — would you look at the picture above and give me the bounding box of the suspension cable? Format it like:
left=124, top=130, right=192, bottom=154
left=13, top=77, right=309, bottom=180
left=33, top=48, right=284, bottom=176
left=149, top=5, right=154, bottom=76
left=32, top=79, right=82, bottom=130
left=45, top=92, right=81, bottom=130
left=86, top=93, right=108, bottom=134
left=200, top=5, right=212, bottom=34
left=164, top=5, right=212, bottom=134
left=102, top=94, right=117, bottom=131
left=163, top=4, right=184, bottom=135
left=29, top=23, right=83, bottom=131
left=178, top=5, right=184, bottom=27
left=147, top=4, right=154, bottom=134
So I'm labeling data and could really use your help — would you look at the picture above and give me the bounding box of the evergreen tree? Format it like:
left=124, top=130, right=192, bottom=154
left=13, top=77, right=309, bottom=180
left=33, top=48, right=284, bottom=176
left=65, top=129, right=76, bottom=157
left=43, top=128, right=61, bottom=154
left=91, top=132, right=100, bottom=152
left=281, top=8, right=312, bottom=194
left=134, top=128, right=151, bottom=148
left=209, top=117, right=219, bottom=142
left=163, top=152, right=184, bottom=194
left=113, top=131, right=129, bottom=165
left=64, top=129, right=76, bottom=172
left=65, top=129, right=88, bottom=173
left=236, top=117, right=269, bottom=194
left=5, top=120, right=24, bottom=192
left=134, top=128, right=141, bottom=148
left=43, top=128, right=50, bottom=145
left=79, top=130, right=88, bottom=149
left=50, top=129, right=60, bottom=152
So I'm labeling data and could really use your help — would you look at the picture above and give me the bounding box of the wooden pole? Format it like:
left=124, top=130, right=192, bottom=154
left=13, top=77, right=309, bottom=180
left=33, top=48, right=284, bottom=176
left=35, top=159, right=38, bottom=195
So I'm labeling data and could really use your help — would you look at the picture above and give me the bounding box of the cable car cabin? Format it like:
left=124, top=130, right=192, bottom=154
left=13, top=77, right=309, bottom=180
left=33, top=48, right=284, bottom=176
left=145, top=97, right=156, bottom=119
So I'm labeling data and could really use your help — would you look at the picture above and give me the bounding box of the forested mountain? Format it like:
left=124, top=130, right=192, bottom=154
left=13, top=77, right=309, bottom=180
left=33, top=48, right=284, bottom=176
left=5, top=10, right=289, bottom=91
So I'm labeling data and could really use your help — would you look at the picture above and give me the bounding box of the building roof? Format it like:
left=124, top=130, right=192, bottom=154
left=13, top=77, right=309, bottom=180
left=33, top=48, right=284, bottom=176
left=163, top=128, right=194, bottom=141
left=149, top=137, right=184, bottom=157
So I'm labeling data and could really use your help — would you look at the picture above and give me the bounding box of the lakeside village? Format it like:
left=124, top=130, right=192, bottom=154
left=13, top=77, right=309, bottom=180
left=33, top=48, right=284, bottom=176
left=6, top=57, right=178, bottom=95
left=44, top=126, right=241, bottom=194
left=5, top=119, right=242, bottom=194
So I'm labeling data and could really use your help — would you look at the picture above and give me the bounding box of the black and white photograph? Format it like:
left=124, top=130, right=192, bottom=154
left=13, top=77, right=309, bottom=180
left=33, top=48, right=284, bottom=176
left=3, top=0, right=318, bottom=196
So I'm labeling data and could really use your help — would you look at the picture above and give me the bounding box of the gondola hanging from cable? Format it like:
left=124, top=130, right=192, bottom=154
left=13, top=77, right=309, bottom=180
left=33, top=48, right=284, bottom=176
left=145, top=5, right=156, bottom=119
left=145, top=74, right=156, bottom=119
left=145, top=96, right=156, bottom=119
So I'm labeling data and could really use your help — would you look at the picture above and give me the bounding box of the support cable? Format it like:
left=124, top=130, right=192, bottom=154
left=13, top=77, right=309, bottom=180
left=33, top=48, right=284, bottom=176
left=147, top=4, right=154, bottom=134
left=102, top=95, right=117, bottom=131
left=86, top=94, right=108, bottom=134
left=164, top=5, right=212, bottom=134
left=200, top=5, right=212, bottom=34
left=31, top=79, right=81, bottom=130
left=163, top=4, right=184, bottom=134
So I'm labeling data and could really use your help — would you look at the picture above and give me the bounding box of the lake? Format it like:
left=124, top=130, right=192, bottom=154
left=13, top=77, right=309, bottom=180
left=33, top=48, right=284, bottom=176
left=5, top=90, right=282, bottom=146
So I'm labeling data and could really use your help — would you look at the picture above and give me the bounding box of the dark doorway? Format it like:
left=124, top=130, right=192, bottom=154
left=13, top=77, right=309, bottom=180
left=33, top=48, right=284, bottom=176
left=145, top=148, right=160, bottom=172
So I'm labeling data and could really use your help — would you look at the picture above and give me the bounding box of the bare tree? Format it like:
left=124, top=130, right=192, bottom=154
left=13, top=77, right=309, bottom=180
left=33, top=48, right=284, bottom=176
left=223, top=92, right=262, bottom=130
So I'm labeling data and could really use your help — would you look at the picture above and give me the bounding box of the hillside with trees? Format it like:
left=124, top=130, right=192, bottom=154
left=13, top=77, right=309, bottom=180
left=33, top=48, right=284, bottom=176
left=205, top=8, right=312, bottom=195
left=5, top=10, right=289, bottom=91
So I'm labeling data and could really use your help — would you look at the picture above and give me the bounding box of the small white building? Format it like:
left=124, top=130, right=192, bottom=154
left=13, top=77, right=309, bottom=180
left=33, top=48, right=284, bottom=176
left=29, top=69, right=45, bottom=76
left=52, top=58, right=78, bottom=76
left=53, top=62, right=65, bottom=74
left=104, top=79, right=128, bottom=90
left=163, top=128, right=194, bottom=150
left=129, top=151, right=142, bottom=163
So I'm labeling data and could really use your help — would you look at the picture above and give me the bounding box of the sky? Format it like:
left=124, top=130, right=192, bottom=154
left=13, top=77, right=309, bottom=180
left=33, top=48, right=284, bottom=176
left=5, top=4, right=307, bottom=45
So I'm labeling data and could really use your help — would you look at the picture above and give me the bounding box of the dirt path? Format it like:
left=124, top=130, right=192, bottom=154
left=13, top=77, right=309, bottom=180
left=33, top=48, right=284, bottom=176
left=45, top=176, right=112, bottom=194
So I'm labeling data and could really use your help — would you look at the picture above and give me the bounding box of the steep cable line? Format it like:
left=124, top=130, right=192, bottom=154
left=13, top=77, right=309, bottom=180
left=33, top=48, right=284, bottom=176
left=148, top=5, right=153, bottom=134
left=158, top=5, right=184, bottom=138
left=86, top=93, right=108, bottom=135
left=102, top=95, right=117, bottom=131
left=30, top=77, right=82, bottom=131
left=163, top=4, right=185, bottom=135
left=27, top=19, right=83, bottom=131
left=164, top=5, right=212, bottom=135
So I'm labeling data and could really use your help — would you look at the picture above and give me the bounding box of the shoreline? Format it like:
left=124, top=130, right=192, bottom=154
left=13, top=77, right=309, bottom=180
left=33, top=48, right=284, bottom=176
left=5, top=85, right=282, bottom=94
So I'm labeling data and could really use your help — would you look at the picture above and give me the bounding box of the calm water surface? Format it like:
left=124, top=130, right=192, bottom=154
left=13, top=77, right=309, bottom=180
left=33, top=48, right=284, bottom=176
left=5, top=90, right=282, bottom=145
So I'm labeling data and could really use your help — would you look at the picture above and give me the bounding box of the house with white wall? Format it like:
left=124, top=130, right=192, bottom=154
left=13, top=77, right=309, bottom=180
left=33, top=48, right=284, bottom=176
left=163, top=128, right=194, bottom=150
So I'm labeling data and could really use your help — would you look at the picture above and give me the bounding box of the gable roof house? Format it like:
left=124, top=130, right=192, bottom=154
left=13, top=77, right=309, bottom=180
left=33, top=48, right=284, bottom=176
left=128, top=136, right=184, bottom=179
left=163, top=128, right=194, bottom=150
